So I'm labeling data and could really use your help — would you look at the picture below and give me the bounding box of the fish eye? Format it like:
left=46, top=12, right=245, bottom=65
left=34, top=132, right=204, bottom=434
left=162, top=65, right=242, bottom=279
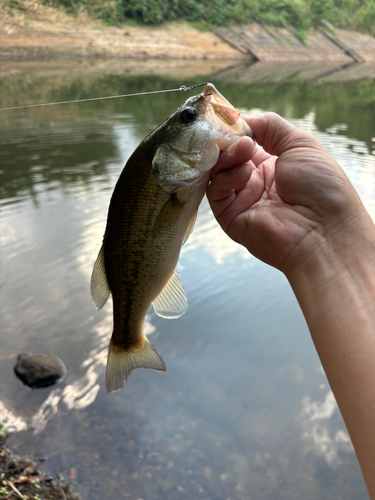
left=180, top=107, right=197, bottom=124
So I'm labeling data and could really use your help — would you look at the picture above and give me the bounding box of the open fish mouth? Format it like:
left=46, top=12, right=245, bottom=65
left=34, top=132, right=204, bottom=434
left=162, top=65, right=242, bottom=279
left=200, top=83, right=254, bottom=141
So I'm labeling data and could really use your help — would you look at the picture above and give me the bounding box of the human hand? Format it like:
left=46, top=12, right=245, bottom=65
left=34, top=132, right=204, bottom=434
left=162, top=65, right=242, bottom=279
left=207, top=112, right=371, bottom=278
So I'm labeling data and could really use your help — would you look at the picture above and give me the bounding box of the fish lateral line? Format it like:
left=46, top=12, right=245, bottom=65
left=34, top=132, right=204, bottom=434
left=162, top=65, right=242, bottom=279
left=0, top=82, right=209, bottom=112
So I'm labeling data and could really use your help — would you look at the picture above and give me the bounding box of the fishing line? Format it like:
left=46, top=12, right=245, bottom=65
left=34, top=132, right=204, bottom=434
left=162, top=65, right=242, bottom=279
left=0, top=82, right=208, bottom=112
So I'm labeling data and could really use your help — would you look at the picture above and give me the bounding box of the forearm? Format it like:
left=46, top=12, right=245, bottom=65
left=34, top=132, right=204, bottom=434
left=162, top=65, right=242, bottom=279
left=287, top=214, right=375, bottom=498
left=213, top=114, right=375, bottom=494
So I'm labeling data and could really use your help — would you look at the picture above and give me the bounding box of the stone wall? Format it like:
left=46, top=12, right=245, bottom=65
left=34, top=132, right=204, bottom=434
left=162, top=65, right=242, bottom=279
left=213, top=23, right=375, bottom=63
left=335, top=28, right=375, bottom=62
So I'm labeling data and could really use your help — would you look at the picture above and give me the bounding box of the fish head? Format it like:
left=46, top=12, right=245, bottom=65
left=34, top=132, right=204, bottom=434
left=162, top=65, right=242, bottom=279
left=152, top=83, right=253, bottom=188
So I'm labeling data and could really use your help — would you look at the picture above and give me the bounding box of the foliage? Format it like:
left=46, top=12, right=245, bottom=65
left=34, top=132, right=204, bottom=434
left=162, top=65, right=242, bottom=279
left=353, top=0, right=375, bottom=35
left=5, top=0, right=375, bottom=36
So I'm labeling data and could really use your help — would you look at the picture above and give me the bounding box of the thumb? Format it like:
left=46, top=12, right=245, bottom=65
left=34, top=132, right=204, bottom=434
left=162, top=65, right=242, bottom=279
left=243, top=112, right=323, bottom=157
left=243, top=113, right=359, bottom=216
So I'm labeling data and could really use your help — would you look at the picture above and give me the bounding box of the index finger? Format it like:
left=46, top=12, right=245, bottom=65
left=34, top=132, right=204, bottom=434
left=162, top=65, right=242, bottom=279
left=211, top=136, right=255, bottom=179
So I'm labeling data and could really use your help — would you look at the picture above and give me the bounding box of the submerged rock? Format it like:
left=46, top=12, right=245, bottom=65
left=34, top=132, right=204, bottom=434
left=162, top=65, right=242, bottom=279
left=14, top=353, right=66, bottom=388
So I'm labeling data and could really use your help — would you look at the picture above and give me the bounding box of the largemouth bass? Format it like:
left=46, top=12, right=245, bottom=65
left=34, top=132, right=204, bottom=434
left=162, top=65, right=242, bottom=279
left=91, top=83, right=253, bottom=393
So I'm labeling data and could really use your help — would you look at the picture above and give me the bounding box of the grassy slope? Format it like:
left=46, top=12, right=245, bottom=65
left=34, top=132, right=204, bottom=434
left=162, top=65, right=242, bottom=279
left=1, top=0, right=375, bottom=37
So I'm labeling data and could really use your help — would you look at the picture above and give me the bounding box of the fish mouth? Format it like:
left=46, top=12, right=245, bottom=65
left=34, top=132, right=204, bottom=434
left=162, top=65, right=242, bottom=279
left=200, top=83, right=254, bottom=140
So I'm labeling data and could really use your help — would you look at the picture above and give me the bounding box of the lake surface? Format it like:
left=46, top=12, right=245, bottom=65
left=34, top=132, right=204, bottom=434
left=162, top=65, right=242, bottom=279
left=1, top=61, right=375, bottom=500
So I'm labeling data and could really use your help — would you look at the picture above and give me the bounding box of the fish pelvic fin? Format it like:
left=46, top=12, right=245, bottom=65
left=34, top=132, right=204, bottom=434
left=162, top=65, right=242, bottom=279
left=106, top=337, right=166, bottom=393
left=152, top=270, right=188, bottom=319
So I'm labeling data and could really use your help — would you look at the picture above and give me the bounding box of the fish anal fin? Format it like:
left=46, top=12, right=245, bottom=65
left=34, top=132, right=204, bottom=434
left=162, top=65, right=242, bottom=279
left=152, top=271, right=188, bottom=319
left=106, top=337, right=166, bottom=393
left=91, top=243, right=111, bottom=310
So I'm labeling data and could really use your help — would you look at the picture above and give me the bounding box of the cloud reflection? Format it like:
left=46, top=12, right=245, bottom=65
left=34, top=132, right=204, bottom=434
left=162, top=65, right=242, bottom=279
left=31, top=389, right=62, bottom=435
left=0, top=313, right=156, bottom=435
left=183, top=198, right=251, bottom=264
left=301, top=382, right=353, bottom=468
left=62, top=314, right=156, bottom=411
left=3, top=107, right=375, bottom=442
left=302, top=391, right=337, bottom=421
left=0, top=401, right=27, bottom=432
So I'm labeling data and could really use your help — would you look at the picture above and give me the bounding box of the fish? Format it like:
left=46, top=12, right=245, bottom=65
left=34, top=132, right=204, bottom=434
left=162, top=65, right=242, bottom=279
left=91, top=83, right=253, bottom=393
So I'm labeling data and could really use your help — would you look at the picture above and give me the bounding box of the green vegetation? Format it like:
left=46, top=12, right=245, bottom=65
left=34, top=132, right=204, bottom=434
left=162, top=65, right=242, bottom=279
left=1, top=0, right=375, bottom=36
left=31, top=0, right=375, bottom=35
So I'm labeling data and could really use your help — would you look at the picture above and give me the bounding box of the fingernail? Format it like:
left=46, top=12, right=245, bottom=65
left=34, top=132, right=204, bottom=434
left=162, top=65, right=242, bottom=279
left=225, top=141, right=237, bottom=154
left=229, top=164, right=245, bottom=175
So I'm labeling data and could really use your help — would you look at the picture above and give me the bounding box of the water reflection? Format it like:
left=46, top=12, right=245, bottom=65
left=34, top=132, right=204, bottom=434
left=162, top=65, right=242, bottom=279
left=301, top=375, right=354, bottom=470
left=0, top=401, right=27, bottom=433
left=31, top=389, right=62, bottom=435
left=1, top=68, right=374, bottom=499
left=0, top=119, right=119, bottom=206
left=62, top=314, right=156, bottom=412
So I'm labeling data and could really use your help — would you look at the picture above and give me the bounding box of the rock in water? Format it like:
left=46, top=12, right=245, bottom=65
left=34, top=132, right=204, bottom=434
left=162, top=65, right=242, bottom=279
left=14, top=353, right=66, bottom=388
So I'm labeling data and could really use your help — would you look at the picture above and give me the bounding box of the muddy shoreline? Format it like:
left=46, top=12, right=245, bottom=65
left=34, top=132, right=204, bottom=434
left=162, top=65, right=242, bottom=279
left=0, top=5, right=245, bottom=62
left=0, top=427, right=80, bottom=500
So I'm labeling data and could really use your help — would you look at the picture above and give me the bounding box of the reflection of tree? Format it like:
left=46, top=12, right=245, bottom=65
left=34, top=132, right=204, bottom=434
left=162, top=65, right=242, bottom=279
left=214, top=78, right=375, bottom=153
left=0, top=73, right=204, bottom=205
left=1, top=70, right=374, bottom=205
left=0, top=120, right=118, bottom=204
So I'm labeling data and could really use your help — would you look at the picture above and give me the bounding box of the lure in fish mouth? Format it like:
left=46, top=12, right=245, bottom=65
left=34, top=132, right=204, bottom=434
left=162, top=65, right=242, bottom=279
left=91, top=83, right=253, bottom=393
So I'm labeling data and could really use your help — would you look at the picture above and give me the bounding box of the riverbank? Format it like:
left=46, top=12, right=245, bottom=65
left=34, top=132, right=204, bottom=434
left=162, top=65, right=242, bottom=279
left=0, top=2, right=244, bottom=61
left=1, top=1, right=375, bottom=63
left=0, top=427, right=79, bottom=500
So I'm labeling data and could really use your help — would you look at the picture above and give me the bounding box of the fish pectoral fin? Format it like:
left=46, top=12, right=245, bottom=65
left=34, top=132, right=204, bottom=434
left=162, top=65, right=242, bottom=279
left=152, top=271, right=188, bottom=319
left=106, top=337, right=166, bottom=393
left=90, top=243, right=111, bottom=310
left=153, top=193, right=184, bottom=237
left=182, top=210, right=197, bottom=245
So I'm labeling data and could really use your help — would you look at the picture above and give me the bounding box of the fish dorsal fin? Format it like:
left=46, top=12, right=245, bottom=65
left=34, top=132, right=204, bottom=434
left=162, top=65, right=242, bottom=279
left=182, top=211, right=197, bottom=245
left=152, top=271, right=188, bottom=319
left=90, top=243, right=111, bottom=310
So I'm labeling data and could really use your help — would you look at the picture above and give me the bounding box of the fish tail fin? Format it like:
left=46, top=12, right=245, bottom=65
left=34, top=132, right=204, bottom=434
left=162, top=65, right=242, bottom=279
left=105, top=337, right=166, bottom=393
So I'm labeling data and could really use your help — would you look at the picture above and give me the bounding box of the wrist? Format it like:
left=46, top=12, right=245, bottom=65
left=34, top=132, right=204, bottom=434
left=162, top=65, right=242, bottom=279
left=285, top=209, right=375, bottom=499
left=287, top=209, right=375, bottom=307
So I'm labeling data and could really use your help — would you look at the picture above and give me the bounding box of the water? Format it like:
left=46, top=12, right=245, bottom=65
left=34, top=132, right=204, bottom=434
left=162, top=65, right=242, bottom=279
left=1, top=61, right=375, bottom=500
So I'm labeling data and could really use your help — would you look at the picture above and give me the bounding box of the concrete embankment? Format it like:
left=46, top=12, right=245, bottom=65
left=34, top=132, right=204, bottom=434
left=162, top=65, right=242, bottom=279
left=211, top=23, right=375, bottom=63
